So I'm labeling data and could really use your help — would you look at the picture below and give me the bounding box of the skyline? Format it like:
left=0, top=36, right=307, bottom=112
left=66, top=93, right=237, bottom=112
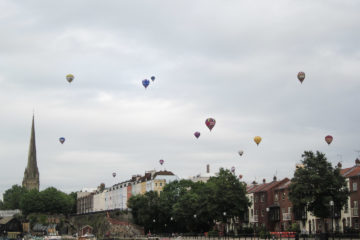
left=1, top=0, right=360, bottom=198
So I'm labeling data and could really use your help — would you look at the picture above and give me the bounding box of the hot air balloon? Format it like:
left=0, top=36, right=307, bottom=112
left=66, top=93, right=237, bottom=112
left=238, top=150, right=244, bottom=156
left=254, top=136, right=262, bottom=146
left=112, top=172, right=116, bottom=178
left=325, top=135, right=333, bottom=145
left=231, top=166, right=235, bottom=173
left=59, top=137, right=65, bottom=144
left=151, top=76, right=156, bottom=82
left=142, top=79, right=150, bottom=89
left=239, top=174, right=243, bottom=179
left=205, top=118, right=216, bottom=131
left=159, top=159, right=164, bottom=165
left=297, top=72, right=305, bottom=84
left=66, top=74, right=74, bottom=83
left=194, top=132, right=200, bottom=139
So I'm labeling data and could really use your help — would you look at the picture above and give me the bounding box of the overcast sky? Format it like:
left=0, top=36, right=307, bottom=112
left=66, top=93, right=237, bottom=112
left=1, top=0, right=360, bottom=198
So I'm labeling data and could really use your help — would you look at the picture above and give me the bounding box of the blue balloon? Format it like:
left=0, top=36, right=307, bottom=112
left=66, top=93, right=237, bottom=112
left=151, top=76, right=155, bottom=81
left=59, top=137, right=65, bottom=144
left=142, top=79, right=150, bottom=89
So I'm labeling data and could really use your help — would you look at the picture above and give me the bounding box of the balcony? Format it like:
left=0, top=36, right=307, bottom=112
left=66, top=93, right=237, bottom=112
left=352, top=208, right=359, bottom=217
left=282, top=213, right=291, bottom=221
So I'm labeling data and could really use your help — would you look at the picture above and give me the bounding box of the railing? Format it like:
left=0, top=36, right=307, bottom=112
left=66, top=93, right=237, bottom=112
left=282, top=213, right=291, bottom=221
left=352, top=208, right=359, bottom=217
left=100, top=233, right=360, bottom=240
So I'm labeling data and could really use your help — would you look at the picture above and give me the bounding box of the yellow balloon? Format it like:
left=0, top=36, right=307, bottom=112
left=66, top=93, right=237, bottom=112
left=254, top=136, right=262, bottom=146
left=66, top=74, right=74, bottom=83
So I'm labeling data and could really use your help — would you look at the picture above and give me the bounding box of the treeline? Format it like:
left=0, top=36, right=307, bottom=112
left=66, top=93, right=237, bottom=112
left=0, top=185, right=77, bottom=215
left=128, top=168, right=250, bottom=234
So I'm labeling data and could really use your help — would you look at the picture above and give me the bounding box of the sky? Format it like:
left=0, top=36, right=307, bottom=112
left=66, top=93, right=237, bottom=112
left=1, top=0, right=360, bottom=198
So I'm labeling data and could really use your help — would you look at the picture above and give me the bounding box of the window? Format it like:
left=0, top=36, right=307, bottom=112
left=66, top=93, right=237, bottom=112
left=345, top=201, right=349, bottom=213
left=282, top=208, right=286, bottom=214
left=275, top=193, right=279, bottom=202
left=160, top=183, right=162, bottom=186
left=288, top=207, right=292, bottom=215
left=282, top=192, right=286, bottom=200
left=261, top=209, right=265, bottom=216
left=251, top=209, right=254, bottom=217
left=261, top=194, right=265, bottom=202
left=353, top=182, right=358, bottom=191
left=255, top=196, right=258, bottom=203
left=255, top=210, right=258, bottom=215
left=155, top=183, right=157, bottom=187
left=251, top=196, right=253, bottom=203
left=355, top=219, right=359, bottom=229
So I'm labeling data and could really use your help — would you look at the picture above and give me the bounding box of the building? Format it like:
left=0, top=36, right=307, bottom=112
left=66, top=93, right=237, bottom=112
left=22, top=115, right=40, bottom=191
left=244, top=159, right=360, bottom=233
left=77, top=170, right=179, bottom=214
left=190, top=164, right=215, bottom=183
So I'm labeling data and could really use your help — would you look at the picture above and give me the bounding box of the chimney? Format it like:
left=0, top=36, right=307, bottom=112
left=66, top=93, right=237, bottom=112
left=273, top=176, right=277, bottom=181
left=356, top=158, right=360, bottom=166
left=206, top=164, right=210, bottom=174
left=263, top=178, right=266, bottom=184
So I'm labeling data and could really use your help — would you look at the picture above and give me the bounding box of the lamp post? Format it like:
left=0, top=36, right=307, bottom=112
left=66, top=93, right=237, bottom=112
left=329, top=201, right=334, bottom=240
left=223, top=212, right=227, bottom=239
left=153, top=219, right=156, bottom=234
left=266, top=208, right=270, bottom=231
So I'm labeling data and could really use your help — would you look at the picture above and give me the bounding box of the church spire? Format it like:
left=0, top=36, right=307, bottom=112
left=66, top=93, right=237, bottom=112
left=22, top=115, right=39, bottom=190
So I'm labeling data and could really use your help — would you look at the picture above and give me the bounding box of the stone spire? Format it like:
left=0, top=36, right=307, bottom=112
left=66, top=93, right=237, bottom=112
left=22, top=115, right=39, bottom=191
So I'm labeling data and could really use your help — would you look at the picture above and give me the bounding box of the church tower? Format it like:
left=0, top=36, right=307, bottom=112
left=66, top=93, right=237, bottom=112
left=22, top=115, right=40, bottom=191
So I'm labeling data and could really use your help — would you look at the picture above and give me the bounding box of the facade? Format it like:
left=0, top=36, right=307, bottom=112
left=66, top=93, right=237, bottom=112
left=22, top=116, right=40, bottom=191
left=190, top=164, right=216, bottom=183
left=77, top=170, right=179, bottom=214
left=244, top=160, right=360, bottom=233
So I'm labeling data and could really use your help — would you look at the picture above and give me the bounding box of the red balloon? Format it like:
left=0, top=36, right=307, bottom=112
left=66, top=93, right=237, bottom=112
left=239, top=174, right=243, bottom=179
left=298, top=72, right=305, bottom=84
left=325, top=135, right=333, bottom=145
left=205, top=118, right=216, bottom=131
left=159, top=159, right=164, bottom=165
left=194, top=132, right=200, bottom=139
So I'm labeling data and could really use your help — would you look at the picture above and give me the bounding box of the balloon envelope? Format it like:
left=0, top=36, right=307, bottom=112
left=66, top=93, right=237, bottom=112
left=112, top=172, right=116, bottom=178
left=254, top=136, right=262, bottom=146
left=59, top=137, right=65, bottom=144
left=142, top=79, right=150, bottom=89
left=325, top=135, right=333, bottom=145
left=159, top=159, right=164, bottom=165
left=238, top=150, right=244, bottom=156
left=66, top=74, right=74, bottom=83
left=205, top=118, right=216, bottom=131
left=194, top=132, right=200, bottom=138
left=297, top=72, right=305, bottom=84
left=239, top=174, right=243, bottom=179
left=151, top=76, right=156, bottom=81
left=231, top=166, right=235, bottom=173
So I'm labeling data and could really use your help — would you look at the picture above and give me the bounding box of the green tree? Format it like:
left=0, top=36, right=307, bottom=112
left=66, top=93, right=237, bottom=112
left=20, top=187, right=74, bottom=215
left=289, top=151, right=349, bottom=233
left=2, top=185, right=28, bottom=209
left=0, top=199, right=4, bottom=209
left=128, top=191, right=161, bottom=233
left=20, top=189, right=43, bottom=215
left=206, top=168, right=250, bottom=223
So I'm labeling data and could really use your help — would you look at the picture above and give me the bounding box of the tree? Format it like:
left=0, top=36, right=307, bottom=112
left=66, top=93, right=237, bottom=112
left=2, top=185, right=28, bottom=210
left=0, top=199, right=4, bottom=210
left=289, top=151, right=349, bottom=233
